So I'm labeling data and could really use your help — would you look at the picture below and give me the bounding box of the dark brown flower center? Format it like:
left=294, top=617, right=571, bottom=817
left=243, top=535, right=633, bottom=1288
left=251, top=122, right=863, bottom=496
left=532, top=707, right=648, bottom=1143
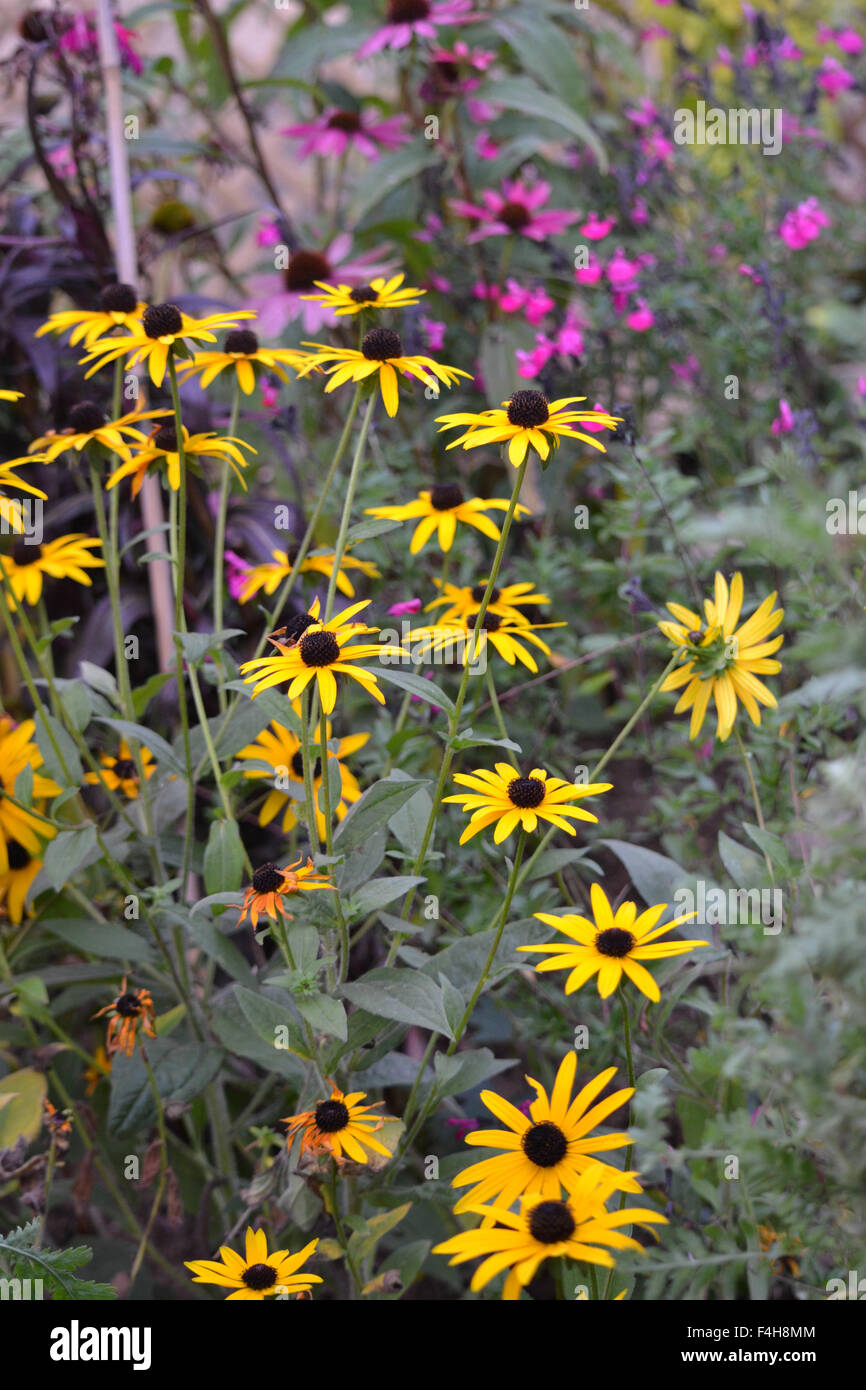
left=276, top=612, right=318, bottom=643
left=112, top=759, right=137, bottom=781
left=507, top=390, right=550, bottom=427
left=327, top=109, right=362, bottom=133
left=224, top=328, right=259, bottom=355
left=522, top=1121, right=568, bottom=1168
left=99, top=282, right=138, bottom=314
left=299, top=630, right=340, bottom=667
left=362, top=328, right=402, bottom=361
left=284, top=250, right=331, bottom=292
left=349, top=284, right=378, bottom=304
left=388, top=0, right=430, bottom=20
left=507, top=776, right=546, bottom=808
left=291, top=750, right=322, bottom=780
left=252, top=863, right=284, bottom=894
left=471, top=584, right=500, bottom=603
left=242, top=1262, right=277, bottom=1291
left=6, top=839, right=31, bottom=871
left=429, top=483, right=464, bottom=511
left=115, top=992, right=142, bottom=1018
left=315, top=1099, right=350, bottom=1133
left=528, top=1200, right=576, bottom=1244
left=142, top=302, right=183, bottom=339
left=596, top=927, right=636, bottom=958
left=68, top=401, right=106, bottom=434
left=469, top=611, right=502, bottom=632
left=499, top=200, right=532, bottom=231
left=152, top=423, right=178, bottom=452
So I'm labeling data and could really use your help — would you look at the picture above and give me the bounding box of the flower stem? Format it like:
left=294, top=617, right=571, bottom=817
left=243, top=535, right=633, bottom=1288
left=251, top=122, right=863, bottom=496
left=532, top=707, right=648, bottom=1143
left=323, top=390, right=377, bottom=622
left=213, top=383, right=241, bottom=712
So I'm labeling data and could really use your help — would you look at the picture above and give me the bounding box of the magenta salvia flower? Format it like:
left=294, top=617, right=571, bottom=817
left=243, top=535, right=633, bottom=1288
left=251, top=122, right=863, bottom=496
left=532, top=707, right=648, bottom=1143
left=778, top=198, right=831, bottom=251
left=626, top=300, right=655, bottom=332
left=450, top=178, right=579, bottom=244
left=281, top=108, right=410, bottom=161
left=357, top=0, right=477, bottom=59
left=420, top=316, right=447, bottom=351
left=60, top=11, right=142, bottom=73
left=817, top=57, right=855, bottom=98
left=771, top=400, right=795, bottom=436
left=580, top=212, right=617, bottom=240
left=575, top=252, right=604, bottom=286
left=387, top=598, right=422, bottom=617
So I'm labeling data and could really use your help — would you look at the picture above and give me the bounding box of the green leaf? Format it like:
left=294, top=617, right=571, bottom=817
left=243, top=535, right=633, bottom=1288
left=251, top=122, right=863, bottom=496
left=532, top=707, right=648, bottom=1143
left=349, top=142, right=431, bottom=224
left=473, top=75, right=606, bottom=170
left=233, top=985, right=308, bottom=1057
left=741, top=822, right=793, bottom=871
left=433, top=1048, right=516, bottom=1099
left=341, top=968, right=455, bottom=1038
left=175, top=628, right=244, bottom=665
left=416, top=919, right=548, bottom=997
left=491, top=9, right=588, bottom=107
left=0, top=1068, right=47, bottom=1147
left=601, top=840, right=689, bottom=914
left=334, top=775, right=431, bottom=852
left=718, top=830, right=769, bottom=890
left=42, top=826, right=98, bottom=893
left=33, top=712, right=82, bottom=786
left=51, top=679, right=93, bottom=733
left=93, top=716, right=184, bottom=775
left=131, top=671, right=173, bottom=718
left=348, top=1203, right=412, bottom=1263
left=352, top=875, right=425, bottom=916
left=345, top=517, right=401, bottom=544
left=358, top=664, right=455, bottom=714
left=450, top=728, right=522, bottom=753
left=387, top=774, right=434, bottom=858
left=184, top=916, right=255, bottom=986
left=108, top=1041, right=224, bottom=1133
left=295, top=993, right=347, bottom=1041
left=40, top=918, right=154, bottom=963
left=210, top=989, right=306, bottom=1082
left=203, top=818, right=245, bottom=895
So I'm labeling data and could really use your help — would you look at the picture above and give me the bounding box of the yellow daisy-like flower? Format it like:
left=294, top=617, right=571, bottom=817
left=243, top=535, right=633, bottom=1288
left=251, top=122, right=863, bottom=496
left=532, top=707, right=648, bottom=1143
left=657, top=571, right=784, bottom=743
left=0, top=458, right=48, bottom=500
left=83, top=1044, right=111, bottom=1097
left=408, top=611, right=564, bottom=674
left=176, top=328, right=312, bottom=395
left=521, top=881, right=709, bottom=1004
left=298, top=327, right=471, bottom=417
left=434, top=1166, right=667, bottom=1301
left=84, top=741, right=156, bottom=800
left=238, top=545, right=380, bottom=603
left=453, top=1052, right=639, bottom=1222
left=105, top=421, right=255, bottom=497
left=79, top=302, right=256, bottom=387
left=185, top=1227, right=322, bottom=1301
left=425, top=579, right=550, bottom=625
left=436, top=390, right=619, bottom=466
left=365, top=482, right=529, bottom=555
left=35, top=283, right=145, bottom=347
left=282, top=1084, right=393, bottom=1164
left=239, top=599, right=407, bottom=715
left=0, top=717, right=61, bottom=874
left=0, top=826, right=54, bottom=924
left=29, top=401, right=171, bottom=464
left=235, top=713, right=368, bottom=844
left=92, top=978, right=157, bottom=1057
left=237, top=856, right=335, bottom=929
left=301, top=273, right=425, bottom=316
left=0, top=534, right=104, bottom=609
left=0, top=389, right=25, bottom=403
left=444, top=763, right=611, bottom=845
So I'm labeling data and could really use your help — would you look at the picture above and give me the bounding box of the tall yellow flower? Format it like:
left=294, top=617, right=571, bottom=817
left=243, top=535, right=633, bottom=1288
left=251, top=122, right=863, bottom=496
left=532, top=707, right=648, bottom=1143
left=176, top=329, right=311, bottom=395
left=235, top=713, right=368, bottom=843
left=29, top=401, right=170, bottom=462
left=425, top=579, right=550, bottom=625
left=444, top=764, right=611, bottom=844
left=1, top=535, right=104, bottom=608
left=301, top=273, right=424, bottom=315
left=436, top=391, right=619, bottom=466
left=408, top=611, right=564, bottom=673
left=658, top=571, right=784, bottom=742
left=105, top=422, right=255, bottom=496
left=80, top=302, right=256, bottom=387
left=185, top=1228, right=322, bottom=1301
left=35, top=283, right=145, bottom=346
left=238, top=546, right=380, bottom=603
left=298, top=328, right=470, bottom=417
left=0, top=717, right=61, bottom=873
left=365, top=483, right=529, bottom=554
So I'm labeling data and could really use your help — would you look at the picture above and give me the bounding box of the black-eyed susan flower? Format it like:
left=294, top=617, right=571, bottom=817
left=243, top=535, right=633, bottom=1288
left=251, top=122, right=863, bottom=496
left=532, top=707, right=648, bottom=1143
left=185, top=1227, right=321, bottom=1301
left=0, top=389, right=25, bottom=403
left=92, top=978, right=157, bottom=1057
left=408, top=611, right=565, bottom=673
left=436, top=390, right=619, bottom=466
left=452, top=1052, right=639, bottom=1220
left=235, top=715, right=368, bottom=842
left=237, top=856, right=335, bottom=929
left=758, top=1224, right=802, bottom=1279
left=434, top=1166, right=667, bottom=1301
left=298, top=328, right=470, bottom=417
left=80, top=302, right=256, bottom=387
left=0, top=717, right=60, bottom=874
left=175, top=329, right=312, bottom=395
left=83, top=1045, right=111, bottom=1097
left=283, top=1084, right=393, bottom=1164
left=365, top=483, right=529, bottom=555
left=29, top=401, right=170, bottom=463
left=84, top=741, right=156, bottom=799
left=0, top=832, right=53, bottom=923
left=43, top=1099, right=73, bottom=1138
left=301, top=273, right=425, bottom=316
left=0, top=458, right=48, bottom=499
left=443, top=763, right=611, bottom=845
left=657, top=571, right=784, bottom=743
left=521, top=882, right=708, bottom=1003
left=35, top=282, right=145, bottom=347
left=105, top=421, right=255, bottom=497
left=237, top=545, right=380, bottom=603
left=239, top=599, right=407, bottom=715
left=425, top=579, right=550, bottom=625
left=0, top=534, right=104, bottom=609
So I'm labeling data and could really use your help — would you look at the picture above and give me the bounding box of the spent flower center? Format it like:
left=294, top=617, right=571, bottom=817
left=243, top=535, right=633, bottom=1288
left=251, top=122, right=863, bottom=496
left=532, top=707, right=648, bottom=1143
left=387, top=0, right=430, bottom=20
left=284, top=250, right=331, bottom=291
left=315, top=1099, right=350, bottom=1133
left=115, top=992, right=142, bottom=1018
left=152, top=423, right=179, bottom=452
left=327, top=110, right=362, bottom=132
left=498, top=200, right=532, bottom=231
left=252, top=863, right=284, bottom=894
left=6, top=840, right=31, bottom=871
left=471, top=584, right=501, bottom=603
left=349, top=284, right=378, bottom=304
left=112, top=759, right=137, bottom=781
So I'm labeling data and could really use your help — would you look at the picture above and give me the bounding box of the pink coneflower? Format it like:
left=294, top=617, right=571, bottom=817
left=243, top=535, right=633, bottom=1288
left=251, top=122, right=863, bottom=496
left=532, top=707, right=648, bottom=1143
left=516, top=337, right=555, bottom=379
left=817, top=56, right=855, bottom=97
left=771, top=399, right=795, bottom=435
left=281, top=108, right=410, bottom=161
left=432, top=40, right=494, bottom=71
left=450, top=178, right=578, bottom=243
left=357, top=0, right=477, bottom=59
left=580, top=212, right=616, bottom=240
left=626, top=300, right=654, bottom=332
left=247, top=234, right=397, bottom=337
